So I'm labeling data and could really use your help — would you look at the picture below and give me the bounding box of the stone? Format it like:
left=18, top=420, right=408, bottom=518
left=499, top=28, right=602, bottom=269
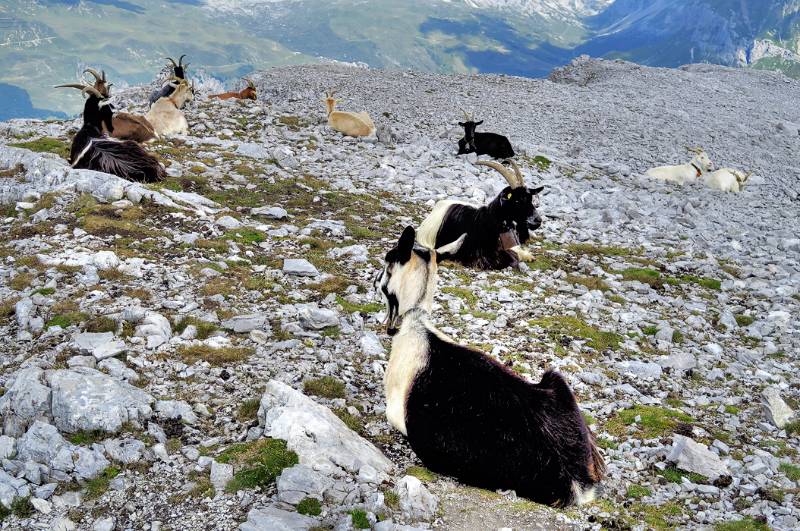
left=276, top=464, right=333, bottom=505
left=283, top=258, right=319, bottom=277
left=215, top=215, right=242, bottom=229
left=104, top=438, right=146, bottom=464
left=93, top=251, right=120, bottom=270
left=761, top=387, right=794, bottom=429
left=16, top=421, right=71, bottom=465
left=92, top=517, right=116, bottom=531
left=134, top=312, right=171, bottom=349
left=659, top=352, right=697, bottom=371
left=614, top=360, right=662, bottom=380
left=0, top=367, right=51, bottom=436
left=299, top=306, right=339, bottom=330
left=252, top=206, right=288, bottom=219
left=73, top=332, right=126, bottom=360
left=395, top=475, right=438, bottom=521
left=74, top=446, right=111, bottom=480
left=360, top=332, right=386, bottom=358
left=31, top=497, right=52, bottom=514
left=667, top=434, right=730, bottom=481
left=221, top=314, right=267, bottom=333
left=239, top=507, right=318, bottom=531
left=47, top=367, right=154, bottom=433
left=210, top=461, right=233, bottom=493
left=0, top=436, right=15, bottom=460
left=155, top=400, right=198, bottom=425
left=258, top=380, right=393, bottom=480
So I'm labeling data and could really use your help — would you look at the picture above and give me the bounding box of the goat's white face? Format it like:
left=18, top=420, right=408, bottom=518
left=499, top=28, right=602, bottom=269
left=376, top=227, right=465, bottom=335
left=692, top=151, right=714, bottom=171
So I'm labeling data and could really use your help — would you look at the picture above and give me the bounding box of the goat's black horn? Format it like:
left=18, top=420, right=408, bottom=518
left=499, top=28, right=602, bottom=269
left=166, top=57, right=177, bottom=67
left=178, top=54, right=187, bottom=67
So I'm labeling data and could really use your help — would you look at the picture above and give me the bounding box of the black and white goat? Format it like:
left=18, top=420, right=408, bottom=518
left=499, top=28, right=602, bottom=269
left=148, top=55, right=189, bottom=107
left=456, top=110, right=515, bottom=160
left=417, top=160, right=543, bottom=269
left=376, top=226, right=605, bottom=506
left=55, top=82, right=165, bottom=182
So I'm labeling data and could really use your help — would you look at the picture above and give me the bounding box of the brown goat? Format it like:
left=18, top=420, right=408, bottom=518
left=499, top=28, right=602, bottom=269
left=210, top=78, right=257, bottom=101
left=83, top=68, right=157, bottom=143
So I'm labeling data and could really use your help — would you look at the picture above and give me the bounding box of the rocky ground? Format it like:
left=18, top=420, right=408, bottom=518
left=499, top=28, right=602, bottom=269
left=0, top=56, right=799, bottom=530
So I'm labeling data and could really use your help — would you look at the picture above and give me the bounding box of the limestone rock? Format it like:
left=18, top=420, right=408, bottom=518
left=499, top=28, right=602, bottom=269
left=667, top=434, right=730, bottom=481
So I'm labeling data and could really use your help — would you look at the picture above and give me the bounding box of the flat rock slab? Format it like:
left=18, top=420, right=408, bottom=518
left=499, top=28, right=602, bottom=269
left=667, top=434, right=729, bottom=481
left=762, top=387, right=794, bottom=429
left=221, top=314, right=267, bottom=333
left=72, top=332, right=126, bottom=360
left=239, top=507, right=318, bottom=531
left=283, top=259, right=319, bottom=277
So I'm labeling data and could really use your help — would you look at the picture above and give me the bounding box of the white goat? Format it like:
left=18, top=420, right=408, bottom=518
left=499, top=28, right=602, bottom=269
left=146, top=80, right=193, bottom=137
left=324, top=90, right=375, bottom=137
left=645, top=148, right=714, bottom=185
left=703, top=168, right=750, bottom=193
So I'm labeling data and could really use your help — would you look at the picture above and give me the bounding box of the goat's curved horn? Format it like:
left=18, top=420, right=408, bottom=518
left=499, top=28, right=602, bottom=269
left=55, top=83, right=104, bottom=99
left=165, top=57, right=177, bottom=67
left=83, top=68, right=104, bottom=83
left=461, top=108, right=470, bottom=120
left=509, top=160, right=524, bottom=187
left=475, top=160, right=516, bottom=188
left=178, top=54, right=186, bottom=67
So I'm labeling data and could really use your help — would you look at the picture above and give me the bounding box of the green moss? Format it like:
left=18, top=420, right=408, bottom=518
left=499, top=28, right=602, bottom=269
left=32, top=287, right=55, bottom=296
left=780, top=463, right=800, bottom=481
left=565, top=274, right=609, bottom=292
left=630, top=501, right=684, bottom=531
left=46, top=312, right=89, bottom=329
left=68, top=430, right=106, bottom=445
left=9, top=137, right=70, bottom=159
left=350, top=509, right=370, bottom=529
left=529, top=316, right=622, bottom=352
left=218, top=439, right=299, bottom=493
left=626, top=485, right=652, bottom=499
left=596, top=437, right=618, bottom=450
left=660, top=466, right=707, bottom=484
left=680, top=275, right=722, bottom=291
left=441, top=287, right=478, bottom=306
left=297, top=497, right=322, bottom=516
left=642, top=325, right=658, bottom=336
left=606, top=405, right=693, bottom=439
left=304, top=376, right=346, bottom=399
left=333, top=408, right=364, bottom=434
left=174, top=317, right=218, bottom=340
left=620, top=268, right=662, bottom=287
left=335, top=295, right=382, bottom=315
left=224, top=228, right=267, bottom=245
left=405, top=466, right=436, bottom=482
left=735, top=314, right=756, bottom=327
left=531, top=155, right=551, bottom=172
left=84, top=467, right=120, bottom=500
left=724, top=405, right=741, bottom=415
left=567, top=243, right=639, bottom=258
left=714, top=517, right=770, bottom=531
left=237, top=399, right=261, bottom=423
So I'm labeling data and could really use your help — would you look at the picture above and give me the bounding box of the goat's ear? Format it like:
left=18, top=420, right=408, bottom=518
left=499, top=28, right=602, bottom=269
left=397, top=226, right=416, bottom=264
left=436, top=234, right=466, bottom=259
left=475, top=120, right=483, bottom=126
left=458, top=122, right=466, bottom=127
left=530, top=186, right=544, bottom=195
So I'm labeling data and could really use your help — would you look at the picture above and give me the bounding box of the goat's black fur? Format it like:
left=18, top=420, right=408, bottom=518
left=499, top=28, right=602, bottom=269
left=407, top=330, right=603, bottom=506
left=70, top=95, right=165, bottom=183
left=457, top=120, right=515, bottom=160
left=148, top=55, right=188, bottom=107
left=430, top=186, right=543, bottom=270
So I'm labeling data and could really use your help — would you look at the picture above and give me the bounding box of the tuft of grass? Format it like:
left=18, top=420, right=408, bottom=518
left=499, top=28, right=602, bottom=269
left=626, top=485, right=652, bottom=499
left=84, top=467, right=120, bottom=500
left=680, top=275, right=722, bottom=291
left=780, top=463, right=800, bottom=481
left=46, top=312, right=89, bottom=330
left=335, top=295, right=382, bottom=315
left=714, top=517, right=770, bottom=531
left=85, top=316, right=118, bottom=334
left=606, top=405, right=693, bottom=439
left=68, top=430, right=106, bottom=445
left=32, top=287, right=55, bottom=296
left=441, top=286, right=478, bottom=306
left=333, top=408, right=364, bottom=434
left=0, top=297, right=20, bottom=324
left=224, top=228, right=267, bottom=245
left=660, top=466, right=707, bottom=484
left=784, top=421, right=800, bottom=436
left=567, top=243, right=639, bottom=258
left=9, top=137, right=70, bottom=159
left=303, top=376, right=346, bottom=399
left=9, top=272, right=35, bottom=291
left=188, top=477, right=214, bottom=499
left=531, top=155, right=551, bottom=172
left=565, top=274, right=609, bottom=292
left=7, top=496, right=33, bottom=518
left=297, top=497, right=322, bottom=516
left=237, top=399, right=261, bottom=423
left=621, top=268, right=662, bottom=287
left=642, top=325, right=658, bottom=336
left=735, top=314, right=755, bottom=327
left=175, top=344, right=254, bottom=366
left=530, top=316, right=622, bottom=352
left=218, top=439, right=298, bottom=493
left=405, top=466, right=436, bottom=482
left=350, top=509, right=370, bottom=529
left=383, top=489, right=400, bottom=510
left=174, top=317, right=218, bottom=340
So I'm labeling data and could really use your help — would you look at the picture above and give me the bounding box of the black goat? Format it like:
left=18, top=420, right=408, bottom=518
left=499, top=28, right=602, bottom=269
left=148, top=55, right=189, bottom=107
left=55, top=83, right=166, bottom=183
left=456, top=111, right=514, bottom=160
left=416, top=160, right=543, bottom=270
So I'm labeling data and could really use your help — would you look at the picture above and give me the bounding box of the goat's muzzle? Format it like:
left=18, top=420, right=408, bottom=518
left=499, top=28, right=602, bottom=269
left=527, top=214, right=542, bottom=231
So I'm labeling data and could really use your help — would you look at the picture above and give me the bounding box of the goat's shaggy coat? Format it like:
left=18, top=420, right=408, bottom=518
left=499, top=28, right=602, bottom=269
left=378, top=227, right=605, bottom=506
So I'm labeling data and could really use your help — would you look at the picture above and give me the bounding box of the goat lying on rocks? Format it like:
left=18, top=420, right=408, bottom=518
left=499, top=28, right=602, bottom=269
left=456, top=110, right=514, bottom=160
left=324, top=89, right=375, bottom=137
left=417, top=160, right=543, bottom=269
left=645, top=147, right=714, bottom=184
left=55, top=82, right=165, bottom=182
left=704, top=168, right=750, bottom=192
left=146, top=80, right=193, bottom=137
left=84, top=68, right=156, bottom=143
left=210, top=78, right=257, bottom=101
left=376, top=226, right=605, bottom=506
left=148, top=55, right=189, bottom=107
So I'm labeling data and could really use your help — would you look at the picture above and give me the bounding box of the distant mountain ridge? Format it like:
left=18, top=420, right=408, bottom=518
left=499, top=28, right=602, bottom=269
left=2, top=0, right=800, bottom=118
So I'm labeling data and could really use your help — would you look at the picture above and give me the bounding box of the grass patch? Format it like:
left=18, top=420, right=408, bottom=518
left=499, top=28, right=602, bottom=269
left=0, top=297, right=20, bottom=324
left=310, top=277, right=350, bottom=298
left=531, top=155, right=551, bottom=172
left=175, top=344, right=253, bottom=366
left=68, top=430, right=106, bottom=445
left=714, top=517, right=770, bottom=531
left=530, top=316, right=622, bottom=352
left=626, top=485, right=652, bottom=499
left=442, top=287, right=478, bottom=306
left=336, top=296, right=382, bottom=315
left=297, top=497, right=322, bottom=516
left=217, top=439, right=298, bottom=493
left=606, top=405, right=693, bottom=439
left=9, top=272, right=35, bottom=291
left=567, top=243, right=639, bottom=258
left=642, top=325, right=658, bottom=336
left=174, top=317, right=218, bottom=340
left=620, top=268, right=662, bottom=287
left=237, top=399, right=261, bottom=423
left=85, top=316, right=118, bottom=334
left=303, top=376, right=346, bottom=399
left=735, top=314, right=755, bottom=327
left=224, top=228, right=267, bottom=245
left=565, top=274, right=609, bottom=292
left=334, top=408, right=364, bottom=434
left=46, top=311, right=89, bottom=329
left=32, top=287, right=55, bottom=296
left=680, top=275, right=722, bottom=291
left=350, top=509, right=370, bottom=529
left=785, top=420, right=800, bottom=436
left=9, top=137, right=70, bottom=159
left=780, top=462, right=800, bottom=481
left=84, top=466, right=120, bottom=500
left=405, top=466, right=436, bottom=482
left=188, top=477, right=214, bottom=498
left=630, top=501, right=684, bottom=531
left=660, top=466, right=707, bottom=484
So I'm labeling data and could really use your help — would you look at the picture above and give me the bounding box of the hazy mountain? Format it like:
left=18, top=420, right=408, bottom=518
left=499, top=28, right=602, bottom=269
left=1, top=0, right=800, bottom=118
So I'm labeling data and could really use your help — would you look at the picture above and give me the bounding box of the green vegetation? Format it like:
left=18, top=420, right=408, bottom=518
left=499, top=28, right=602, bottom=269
left=85, top=467, right=121, bottom=500
left=630, top=501, right=684, bottom=531
left=335, top=295, right=382, bottom=315
left=441, top=286, right=478, bottom=306
left=567, top=243, right=639, bottom=258
left=9, top=137, right=70, bottom=159
left=46, top=311, right=89, bottom=329
left=9, top=272, right=34, bottom=291
left=237, top=399, right=261, bottom=423
left=779, top=462, right=800, bottom=481
left=383, top=489, right=400, bottom=510
left=715, top=517, right=770, bottom=531
left=303, top=376, right=346, bottom=399
left=85, top=316, right=118, bottom=333
left=334, top=408, right=365, bottom=434
left=620, top=267, right=662, bottom=287
left=565, top=274, right=609, bottom=292
left=405, top=466, right=436, bottom=482
left=297, top=497, right=322, bottom=516
left=680, top=275, right=722, bottom=291
left=175, top=344, right=253, bottom=366
left=660, top=466, right=707, bottom=484
left=784, top=421, right=800, bottom=436
left=217, top=439, right=298, bottom=493
left=32, top=287, right=55, bottom=296
left=606, top=405, right=693, bottom=439
left=531, top=155, right=551, bottom=172
left=642, top=325, right=658, bottom=336
left=68, top=430, right=106, bottom=445
left=626, top=484, right=652, bottom=499
left=530, top=316, right=622, bottom=352
left=174, top=317, right=218, bottom=340
left=0, top=297, right=19, bottom=324
left=224, top=228, right=267, bottom=245
left=735, top=314, right=756, bottom=327
left=350, top=509, right=370, bottom=529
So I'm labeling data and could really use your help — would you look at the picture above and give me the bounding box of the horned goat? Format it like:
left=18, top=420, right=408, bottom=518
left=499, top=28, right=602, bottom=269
left=324, top=90, right=375, bottom=137
left=148, top=55, right=189, bottom=107
left=644, top=147, right=714, bottom=185
left=54, top=82, right=165, bottom=182
left=704, top=168, right=750, bottom=193
left=417, top=160, right=543, bottom=269
left=376, top=226, right=605, bottom=506
left=210, top=78, right=257, bottom=101
left=146, top=80, right=193, bottom=137
left=457, top=110, right=515, bottom=160
left=83, top=68, right=156, bottom=143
